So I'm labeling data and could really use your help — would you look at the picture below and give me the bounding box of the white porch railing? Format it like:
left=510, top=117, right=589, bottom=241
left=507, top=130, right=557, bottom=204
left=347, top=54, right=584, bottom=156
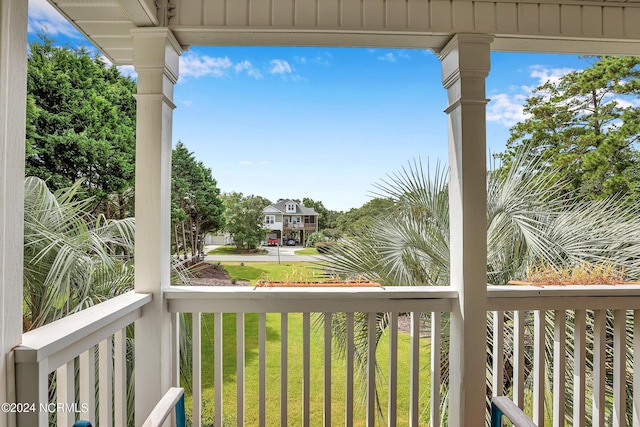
left=13, top=291, right=151, bottom=427
left=12, top=285, right=640, bottom=426
left=166, top=286, right=456, bottom=427
left=487, top=285, right=640, bottom=427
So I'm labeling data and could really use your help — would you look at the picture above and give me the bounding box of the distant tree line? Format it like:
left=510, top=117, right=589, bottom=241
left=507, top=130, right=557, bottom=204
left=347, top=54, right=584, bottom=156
left=24, top=40, right=640, bottom=259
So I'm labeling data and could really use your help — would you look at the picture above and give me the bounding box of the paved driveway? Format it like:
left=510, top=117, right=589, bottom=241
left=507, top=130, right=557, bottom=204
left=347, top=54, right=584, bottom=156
left=204, top=245, right=323, bottom=263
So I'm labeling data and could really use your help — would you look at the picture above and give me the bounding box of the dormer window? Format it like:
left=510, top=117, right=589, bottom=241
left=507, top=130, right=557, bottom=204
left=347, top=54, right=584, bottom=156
left=286, top=203, right=296, bottom=213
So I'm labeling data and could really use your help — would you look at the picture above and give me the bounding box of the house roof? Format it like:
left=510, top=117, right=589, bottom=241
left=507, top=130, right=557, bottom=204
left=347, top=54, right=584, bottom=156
left=265, top=200, right=318, bottom=216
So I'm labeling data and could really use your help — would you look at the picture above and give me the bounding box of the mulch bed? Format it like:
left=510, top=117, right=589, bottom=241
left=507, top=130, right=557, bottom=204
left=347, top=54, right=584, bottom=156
left=187, top=262, right=250, bottom=286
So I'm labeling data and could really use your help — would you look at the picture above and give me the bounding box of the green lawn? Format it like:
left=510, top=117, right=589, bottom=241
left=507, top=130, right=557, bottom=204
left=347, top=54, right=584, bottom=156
left=294, top=247, right=320, bottom=255
left=181, top=262, right=433, bottom=426
left=185, top=312, right=433, bottom=426
left=221, top=261, right=325, bottom=284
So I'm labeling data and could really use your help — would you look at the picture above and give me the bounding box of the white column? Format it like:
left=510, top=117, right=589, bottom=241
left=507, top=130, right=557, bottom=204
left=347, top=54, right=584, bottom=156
left=131, top=27, right=181, bottom=427
left=438, top=33, right=492, bottom=427
left=0, top=1, right=27, bottom=426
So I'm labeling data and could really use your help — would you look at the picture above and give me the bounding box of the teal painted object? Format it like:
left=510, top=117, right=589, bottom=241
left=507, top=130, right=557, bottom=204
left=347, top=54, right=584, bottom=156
left=72, top=391, right=185, bottom=427
left=176, top=394, right=186, bottom=427
left=490, top=401, right=504, bottom=427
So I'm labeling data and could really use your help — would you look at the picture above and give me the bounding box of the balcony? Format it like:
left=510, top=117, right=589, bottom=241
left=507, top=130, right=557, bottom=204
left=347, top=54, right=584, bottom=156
left=284, top=222, right=316, bottom=231
left=13, top=284, right=640, bottom=426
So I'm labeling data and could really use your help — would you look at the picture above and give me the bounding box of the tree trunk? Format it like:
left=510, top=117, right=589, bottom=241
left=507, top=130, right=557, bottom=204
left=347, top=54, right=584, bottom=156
left=181, top=220, right=188, bottom=261
left=118, top=193, right=126, bottom=220
left=173, top=224, right=181, bottom=257
left=188, top=215, right=196, bottom=262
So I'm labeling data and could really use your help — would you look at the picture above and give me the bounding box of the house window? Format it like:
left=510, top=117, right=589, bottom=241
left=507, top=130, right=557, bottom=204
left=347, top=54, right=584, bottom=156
left=286, top=203, right=296, bottom=213
left=292, top=216, right=301, bottom=223
left=265, top=215, right=275, bottom=225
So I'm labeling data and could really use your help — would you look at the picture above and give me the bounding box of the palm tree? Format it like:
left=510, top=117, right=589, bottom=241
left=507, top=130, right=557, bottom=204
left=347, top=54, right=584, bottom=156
left=23, top=176, right=136, bottom=330
left=322, top=148, right=640, bottom=424
left=23, top=176, right=193, bottom=426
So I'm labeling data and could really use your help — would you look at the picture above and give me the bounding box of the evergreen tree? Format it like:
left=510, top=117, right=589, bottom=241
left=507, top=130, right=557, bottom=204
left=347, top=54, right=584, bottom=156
left=171, top=142, right=225, bottom=261
left=500, top=56, right=640, bottom=201
left=26, top=35, right=137, bottom=212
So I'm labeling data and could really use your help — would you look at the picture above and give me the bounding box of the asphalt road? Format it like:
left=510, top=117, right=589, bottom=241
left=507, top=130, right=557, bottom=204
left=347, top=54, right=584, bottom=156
left=204, top=245, right=323, bottom=263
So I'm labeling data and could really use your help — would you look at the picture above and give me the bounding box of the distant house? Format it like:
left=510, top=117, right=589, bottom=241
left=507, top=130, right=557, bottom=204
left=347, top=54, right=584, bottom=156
left=263, top=200, right=319, bottom=245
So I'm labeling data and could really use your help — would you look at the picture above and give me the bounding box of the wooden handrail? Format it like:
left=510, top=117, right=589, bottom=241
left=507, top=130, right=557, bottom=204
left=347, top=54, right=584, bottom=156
left=15, top=291, right=151, bottom=369
left=142, top=387, right=185, bottom=427
left=491, top=396, right=537, bottom=427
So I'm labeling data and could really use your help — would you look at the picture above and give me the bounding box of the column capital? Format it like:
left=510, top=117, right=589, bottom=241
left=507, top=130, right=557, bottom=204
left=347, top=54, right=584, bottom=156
left=439, top=33, right=493, bottom=89
left=131, top=27, right=182, bottom=86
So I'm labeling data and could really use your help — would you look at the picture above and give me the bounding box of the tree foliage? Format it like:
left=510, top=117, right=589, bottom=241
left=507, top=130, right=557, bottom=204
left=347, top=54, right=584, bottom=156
left=500, top=56, right=640, bottom=201
left=171, top=142, right=226, bottom=261
left=302, top=197, right=340, bottom=230
left=335, top=197, right=396, bottom=235
left=26, top=35, right=137, bottom=210
left=222, top=192, right=271, bottom=250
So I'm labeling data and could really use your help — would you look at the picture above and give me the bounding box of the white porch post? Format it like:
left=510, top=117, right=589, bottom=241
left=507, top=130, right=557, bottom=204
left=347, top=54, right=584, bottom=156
left=0, top=1, right=27, bottom=426
left=439, top=34, right=492, bottom=426
left=131, top=28, right=181, bottom=426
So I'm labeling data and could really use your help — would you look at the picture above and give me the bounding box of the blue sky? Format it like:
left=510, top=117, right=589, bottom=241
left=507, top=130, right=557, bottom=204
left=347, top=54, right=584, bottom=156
left=28, top=0, right=589, bottom=211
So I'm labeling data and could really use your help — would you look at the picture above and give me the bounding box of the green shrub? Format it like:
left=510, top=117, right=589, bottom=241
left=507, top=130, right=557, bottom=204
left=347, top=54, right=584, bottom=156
left=305, top=231, right=327, bottom=247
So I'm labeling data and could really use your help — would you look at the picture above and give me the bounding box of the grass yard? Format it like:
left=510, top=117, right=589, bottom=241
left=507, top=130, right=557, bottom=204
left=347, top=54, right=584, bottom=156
left=181, top=261, right=434, bottom=426
left=294, top=247, right=320, bottom=255
left=184, top=312, right=433, bottom=426
left=221, top=261, right=325, bottom=284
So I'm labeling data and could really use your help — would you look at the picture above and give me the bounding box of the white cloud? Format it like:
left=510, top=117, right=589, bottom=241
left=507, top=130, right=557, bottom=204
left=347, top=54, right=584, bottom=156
left=487, top=93, right=530, bottom=127
left=378, top=53, right=397, bottom=63
left=234, top=60, right=263, bottom=79
left=116, top=65, right=137, bottom=79
left=487, top=65, right=577, bottom=128
left=613, top=98, right=640, bottom=109
left=529, top=65, right=575, bottom=86
left=178, top=53, right=305, bottom=82
left=602, top=92, right=640, bottom=109
left=28, top=0, right=83, bottom=39
left=269, top=59, right=292, bottom=75
left=295, top=52, right=332, bottom=67
left=179, top=53, right=233, bottom=79
left=376, top=50, right=411, bottom=63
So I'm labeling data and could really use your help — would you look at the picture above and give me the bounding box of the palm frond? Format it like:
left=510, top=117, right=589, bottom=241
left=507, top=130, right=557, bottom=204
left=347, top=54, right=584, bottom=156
left=23, top=176, right=136, bottom=329
left=322, top=145, right=640, bottom=423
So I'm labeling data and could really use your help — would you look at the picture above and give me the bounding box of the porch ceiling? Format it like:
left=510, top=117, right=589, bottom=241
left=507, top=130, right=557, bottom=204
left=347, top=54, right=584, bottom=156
left=49, top=0, right=640, bottom=65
